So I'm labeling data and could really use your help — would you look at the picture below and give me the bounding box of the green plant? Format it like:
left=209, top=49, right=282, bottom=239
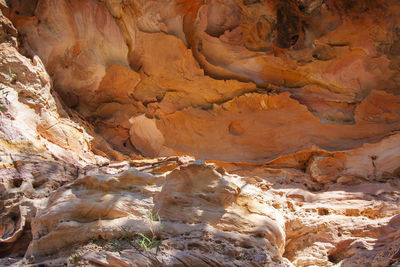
left=135, top=232, right=161, bottom=251
left=120, top=226, right=133, bottom=243
left=7, top=67, right=16, bottom=83
left=145, top=210, right=163, bottom=225
left=120, top=210, right=164, bottom=254
left=138, top=210, right=163, bottom=252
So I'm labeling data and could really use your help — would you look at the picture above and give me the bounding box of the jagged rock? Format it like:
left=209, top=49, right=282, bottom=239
left=0, top=1, right=399, bottom=267
left=22, top=160, right=290, bottom=266
left=1, top=157, right=396, bottom=266
left=0, top=6, right=111, bottom=262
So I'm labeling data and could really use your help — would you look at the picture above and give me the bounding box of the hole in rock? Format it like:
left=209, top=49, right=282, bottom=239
left=328, top=253, right=340, bottom=264
left=290, top=34, right=299, bottom=46
left=318, top=208, right=329, bottom=215
left=12, top=178, right=23, bottom=188
left=0, top=222, right=32, bottom=258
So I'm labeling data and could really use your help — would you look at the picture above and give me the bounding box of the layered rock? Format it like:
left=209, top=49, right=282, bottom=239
left=2, top=157, right=398, bottom=266
left=22, top=160, right=290, bottom=266
left=0, top=0, right=399, bottom=266
left=3, top=0, right=400, bottom=161
left=0, top=6, right=110, bottom=261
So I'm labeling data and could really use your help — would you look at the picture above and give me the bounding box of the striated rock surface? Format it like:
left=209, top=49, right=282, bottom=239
left=0, top=6, right=110, bottom=262
left=2, top=157, right=399, bottom=266
left=3, top=0, right=400, bottom=161
left=0, top=0, right=399, bottom=266
left=24, top=160, right=290, bottom=266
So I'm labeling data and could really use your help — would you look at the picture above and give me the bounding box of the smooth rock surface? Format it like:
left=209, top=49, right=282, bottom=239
left=0, top=1, right=399, bottom=267
left=4, top=0, right=400, bottom=161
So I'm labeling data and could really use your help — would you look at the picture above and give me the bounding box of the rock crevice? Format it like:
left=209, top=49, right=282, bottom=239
left=0, top=1, right=399, bottom=266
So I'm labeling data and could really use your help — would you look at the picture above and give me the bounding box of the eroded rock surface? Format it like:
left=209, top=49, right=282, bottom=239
left=23, top=160, right=290, bottom=266
left=2, top=157, right=398, bottom=267
left=0, top=0, right=399, bottom=267
left=3, top=0, right=400, bottom=161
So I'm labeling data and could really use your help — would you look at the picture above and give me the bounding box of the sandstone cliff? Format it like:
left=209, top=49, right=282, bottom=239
left=0, top=0, right=399, bottom=266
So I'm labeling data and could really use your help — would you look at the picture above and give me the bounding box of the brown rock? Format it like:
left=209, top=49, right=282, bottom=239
left=0, top=1, right=399, bottom=267
left=5, top=0, right=400, bottom=164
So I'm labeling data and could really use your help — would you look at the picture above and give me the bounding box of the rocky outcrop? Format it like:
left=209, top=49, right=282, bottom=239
left=2, top=157, right=398, bottom=266
left=0, top=0, right=399, bottom=266
left=0, top=6, right=109, bottom=261
left=23, top=160, right=289, bottom=266
left=3, top=0, right=400, bottom=162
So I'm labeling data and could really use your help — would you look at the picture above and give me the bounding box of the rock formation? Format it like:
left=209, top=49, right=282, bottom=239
left=0, top=0, right=399, bottom=266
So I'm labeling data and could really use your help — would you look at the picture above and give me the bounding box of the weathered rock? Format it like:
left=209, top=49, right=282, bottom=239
left=0, top=9, right=109, bottom=167
left=0, top=1, right=399, bottom=267
left=0, top=0, right=399, bottom=162
left=0, top=6, right=111, bottom=261
left=20, top=160, right=291, bottom=266
left=4, top=0, right=400, bottom=161
left=1, top=157, right=396, bottom=267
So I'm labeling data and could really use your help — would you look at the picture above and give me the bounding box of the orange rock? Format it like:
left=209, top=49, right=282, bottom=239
left=1, top=2, right=400, bottom=266
left=6, top=0, right=400, bottom=164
